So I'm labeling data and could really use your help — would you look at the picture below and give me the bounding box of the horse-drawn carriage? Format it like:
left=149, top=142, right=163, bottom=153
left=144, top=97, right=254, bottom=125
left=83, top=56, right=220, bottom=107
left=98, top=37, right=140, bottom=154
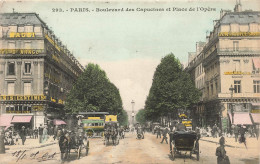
left=60, top=114, right=90, bottom=160
left=169, top=131, right=200, bottom=161
left=59, top=127, right=90, bottom=160
left=103, top=121, right=119, bottom=146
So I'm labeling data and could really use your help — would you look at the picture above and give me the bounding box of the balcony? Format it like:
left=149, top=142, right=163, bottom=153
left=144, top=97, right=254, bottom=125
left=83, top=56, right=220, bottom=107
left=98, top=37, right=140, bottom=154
left=218, top=47, right=260, bottom=55
left=218, top=92, right=260, bottom=98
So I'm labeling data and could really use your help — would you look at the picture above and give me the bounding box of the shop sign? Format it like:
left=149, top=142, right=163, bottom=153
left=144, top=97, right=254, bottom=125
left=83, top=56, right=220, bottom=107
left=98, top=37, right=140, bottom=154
left=45, top=34, right=61, bottom=52
left=224, top=71, right=251, bottom=75
left=32, top=105, right=44, bottom=111
left=0, top=49, right=44, bottom=55
left=9, top=32, right=35, bottom=38
left=0, top=95, right=46, bottom=101
left=218, top=32, right=260, bottom=37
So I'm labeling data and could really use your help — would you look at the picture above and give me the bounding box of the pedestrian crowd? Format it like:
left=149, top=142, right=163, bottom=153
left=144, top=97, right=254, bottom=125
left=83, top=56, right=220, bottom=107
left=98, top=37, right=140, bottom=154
left=3, top=124, right=63, bottom=146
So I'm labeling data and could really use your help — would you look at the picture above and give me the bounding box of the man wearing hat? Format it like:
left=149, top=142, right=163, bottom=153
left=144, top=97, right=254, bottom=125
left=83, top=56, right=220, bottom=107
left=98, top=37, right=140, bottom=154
left=20, top=126, right=27, bottom=145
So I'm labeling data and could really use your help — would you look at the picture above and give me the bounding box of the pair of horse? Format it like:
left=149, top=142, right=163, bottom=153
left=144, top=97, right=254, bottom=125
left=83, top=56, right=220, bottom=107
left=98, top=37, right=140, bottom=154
left=59, top=131, right=87, bottom=161
left=104, top=127, right=118, bottom=145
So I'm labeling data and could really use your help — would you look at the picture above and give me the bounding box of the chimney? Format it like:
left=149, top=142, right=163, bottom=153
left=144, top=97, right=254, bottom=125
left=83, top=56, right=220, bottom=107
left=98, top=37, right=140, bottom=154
left=234, top=0, right=242, bottom=12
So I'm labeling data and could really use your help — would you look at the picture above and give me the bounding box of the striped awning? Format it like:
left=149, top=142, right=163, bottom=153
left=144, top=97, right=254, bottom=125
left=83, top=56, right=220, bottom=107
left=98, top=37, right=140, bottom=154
left=11, top=116, right=32, bottom=123
left=228, top=112, right=252, bottom=125
left=0, top=115, right=13, bottom=127
left=251, top=113, right=260, bottom=124
left=253, top=58, right=260, bottom=69
left=53, top=119, right=66, bottom=125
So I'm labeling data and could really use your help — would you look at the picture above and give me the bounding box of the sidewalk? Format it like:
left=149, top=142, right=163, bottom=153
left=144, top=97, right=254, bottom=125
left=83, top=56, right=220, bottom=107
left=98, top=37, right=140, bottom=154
left=201, top=136, right=260, bottom=149
left=4, top=136, right=57, bottom=152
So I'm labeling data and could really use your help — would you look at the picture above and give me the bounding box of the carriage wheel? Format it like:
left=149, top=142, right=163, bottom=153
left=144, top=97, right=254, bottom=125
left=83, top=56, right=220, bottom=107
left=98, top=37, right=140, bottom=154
left=86, top=141, right=89, bottom=156
left=77, top=146, right=81, bottom=159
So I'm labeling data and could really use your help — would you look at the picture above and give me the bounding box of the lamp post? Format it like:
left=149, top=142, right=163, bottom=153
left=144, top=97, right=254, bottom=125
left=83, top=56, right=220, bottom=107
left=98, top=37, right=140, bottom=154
left=229, top=85, right=235, bottom=124
left=131, top=100, right=135, bottom=125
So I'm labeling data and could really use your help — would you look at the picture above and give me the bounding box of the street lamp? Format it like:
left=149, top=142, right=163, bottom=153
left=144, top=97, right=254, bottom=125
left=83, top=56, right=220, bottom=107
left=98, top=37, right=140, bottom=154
left=229, top=85, right=235, bottom=124
left=131, top=100, right=135, bottom=125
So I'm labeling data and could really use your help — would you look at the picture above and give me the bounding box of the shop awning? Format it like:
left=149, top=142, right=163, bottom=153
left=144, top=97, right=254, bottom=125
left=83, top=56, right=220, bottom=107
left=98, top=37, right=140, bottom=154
left=0, top=115, right=13, bottom=127
left=253, top=58, right=260, bottom=69
left=228, top=112, right=253, bottom=125
left=11, top=116, right=32, bottom=123
left=53, top=119, right=66, bottom=125
left=251, top=113, right=260, bottom=124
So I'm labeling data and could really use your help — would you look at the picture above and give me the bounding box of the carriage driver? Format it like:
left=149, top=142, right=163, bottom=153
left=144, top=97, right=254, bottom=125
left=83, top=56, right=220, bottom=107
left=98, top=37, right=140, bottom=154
left=59, top=130, right=69, bottom=162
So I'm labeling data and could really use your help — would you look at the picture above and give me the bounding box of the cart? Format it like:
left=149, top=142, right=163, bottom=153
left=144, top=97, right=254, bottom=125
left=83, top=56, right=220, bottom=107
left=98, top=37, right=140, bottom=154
left=67, top=129, right=90, bottom=159
left=169, top=131, right=200, bottom=161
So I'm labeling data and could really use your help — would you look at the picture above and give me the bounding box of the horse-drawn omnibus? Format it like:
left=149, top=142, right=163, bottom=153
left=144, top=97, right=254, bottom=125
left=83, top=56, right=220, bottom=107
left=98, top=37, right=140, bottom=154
left=79, top=112, right=109, bottom=137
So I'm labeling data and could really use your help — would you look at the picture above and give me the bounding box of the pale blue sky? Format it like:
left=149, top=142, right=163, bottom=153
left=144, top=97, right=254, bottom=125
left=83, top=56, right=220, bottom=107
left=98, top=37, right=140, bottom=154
left=1, top=0, right=259, bottom=112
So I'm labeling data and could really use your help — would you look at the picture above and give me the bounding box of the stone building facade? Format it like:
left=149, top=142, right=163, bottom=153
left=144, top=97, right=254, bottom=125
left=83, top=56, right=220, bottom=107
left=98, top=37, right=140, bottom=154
left=0, top=12, right=84, bottom=129
left=186, top=2, right=260, bottom=130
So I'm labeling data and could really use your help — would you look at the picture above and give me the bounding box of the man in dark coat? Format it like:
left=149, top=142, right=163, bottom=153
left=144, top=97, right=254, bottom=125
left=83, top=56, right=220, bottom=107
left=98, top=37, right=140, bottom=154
left=59, top=131, right=68, bottom=161
left=161, top=127, right=169, bottom=144
left=156, top=126, right=161, bottom=138
left=239, top=125, right=247, bottom=149
left=38, top=125, right=43, bottom=143
left=213, top=124, right=218, bottom=138
left=34, top=128, right=38, bottom=139
left=234, top=125, right=239, bottom=142
left=20, top=126, right=27, bottom=145
left=176, top=122, right=186, bottom=131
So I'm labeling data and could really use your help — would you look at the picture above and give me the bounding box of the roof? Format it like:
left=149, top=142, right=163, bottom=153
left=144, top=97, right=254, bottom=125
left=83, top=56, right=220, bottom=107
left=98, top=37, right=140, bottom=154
left=220, top=11, right=260, bottom=24
left=0, top=13, right=47, bottom=26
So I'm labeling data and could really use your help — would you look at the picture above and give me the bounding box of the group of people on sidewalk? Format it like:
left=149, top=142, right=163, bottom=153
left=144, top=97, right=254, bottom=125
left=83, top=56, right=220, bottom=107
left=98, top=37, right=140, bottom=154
left=4, top=124, right=63, bottom=146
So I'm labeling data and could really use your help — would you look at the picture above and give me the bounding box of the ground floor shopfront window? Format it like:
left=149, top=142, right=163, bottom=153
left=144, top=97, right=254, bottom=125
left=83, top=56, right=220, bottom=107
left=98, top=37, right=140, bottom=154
left=5, top=105, right=32, bottom=113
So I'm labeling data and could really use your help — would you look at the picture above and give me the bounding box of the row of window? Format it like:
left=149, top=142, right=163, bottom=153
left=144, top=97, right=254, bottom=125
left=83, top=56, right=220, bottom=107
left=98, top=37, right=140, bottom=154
left=84, top=123, right=104, bottom=127
left=7, top=61, right=32, bottom=75
left=2, top=25, right=42, bottom=34
left=206, top=80, right=260, bottom=96
left=6, top=105, right=32, bottom=113
left=7, top=82, right=31, bottom=95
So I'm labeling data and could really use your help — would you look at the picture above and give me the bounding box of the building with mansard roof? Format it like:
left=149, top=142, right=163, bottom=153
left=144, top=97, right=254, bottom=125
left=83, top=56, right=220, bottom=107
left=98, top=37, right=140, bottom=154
left=185, top=2, right=260, bottom=130
left=0, top=12, right=84, bottom=130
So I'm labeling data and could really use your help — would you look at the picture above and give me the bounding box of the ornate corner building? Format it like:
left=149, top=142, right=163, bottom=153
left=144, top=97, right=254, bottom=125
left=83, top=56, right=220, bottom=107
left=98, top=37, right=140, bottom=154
left=185, top=2, right=260, bottom=130
left=0, top=12, right=84, bottom=129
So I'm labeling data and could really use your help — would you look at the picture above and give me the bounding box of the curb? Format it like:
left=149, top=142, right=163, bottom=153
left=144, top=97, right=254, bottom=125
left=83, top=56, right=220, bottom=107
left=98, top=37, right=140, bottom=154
left=5, top=141, right=57, bottom=152
left=29, top=141, right=57, bottom=150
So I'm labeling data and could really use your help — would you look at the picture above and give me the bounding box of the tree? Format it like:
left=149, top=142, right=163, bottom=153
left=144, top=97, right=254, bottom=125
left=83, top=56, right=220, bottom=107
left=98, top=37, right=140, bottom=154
left=65, top=63, right=124, bottom=118
left=135, top=109, right=146, bottom=125
left=144, top=53, right=201, bottom=121
left=118, top=110, right=128, bottom=126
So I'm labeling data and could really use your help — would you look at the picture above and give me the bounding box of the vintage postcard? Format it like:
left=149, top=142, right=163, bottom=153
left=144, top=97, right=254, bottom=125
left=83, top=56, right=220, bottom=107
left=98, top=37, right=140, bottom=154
left=0, top=0, right=259, bottom=163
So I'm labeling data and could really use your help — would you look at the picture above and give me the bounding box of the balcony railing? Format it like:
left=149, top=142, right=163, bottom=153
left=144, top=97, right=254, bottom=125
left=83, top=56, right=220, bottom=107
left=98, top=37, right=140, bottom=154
left=218, top=47, right=260, bottom=54
left=218, top=92, right=260, bottom=98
